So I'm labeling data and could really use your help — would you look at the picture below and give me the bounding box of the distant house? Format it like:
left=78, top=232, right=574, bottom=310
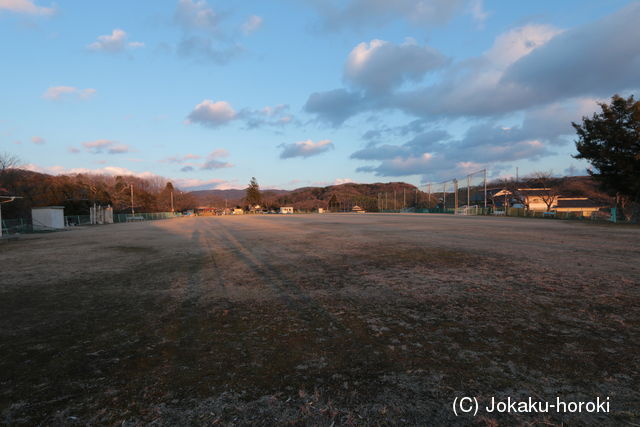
left=555, top=198, right=607, bottom=217
left=232, top=208, right=244, bottom=215
left=279, top=206, right=294, bottom=214
left=196, top=206, right=216, bottom=215
left=317, top=208, right=325, bottom=214
left=352, top=205, right=365, bottom=214
left=493, top=188, right=558, bottom=211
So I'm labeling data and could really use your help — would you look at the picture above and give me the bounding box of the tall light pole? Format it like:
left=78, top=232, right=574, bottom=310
left=483, top=169, right=487, bottom=211
left=170, top=191, right=174, bottom=213
left=443, top=182, right=446, bottom=211
left=453, top=179, right=459, bottom=211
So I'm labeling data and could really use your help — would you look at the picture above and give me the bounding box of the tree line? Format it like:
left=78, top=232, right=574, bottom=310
left=0, top=164, right=196, bottom=219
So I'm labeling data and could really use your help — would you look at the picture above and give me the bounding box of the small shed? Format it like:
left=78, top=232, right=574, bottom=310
left=32, top=206, right=65, bottom=231
left=352, top=205, right=365, bottom=214
left=280, top=206, right=294, bottom=214
left=233, top=208, right=244, bottom=215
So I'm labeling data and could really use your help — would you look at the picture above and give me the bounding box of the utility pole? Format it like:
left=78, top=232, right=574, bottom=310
left=170, top=191, right=174, bottom=212
left=415, top=187, right=418, bottom=209
left=443, top=182, right=446, bottom=210
left=428, top=183, right=431, bottom=209
left=483, top=169, right=487, bottom=211
left=403, top=188, right=406, bottom=210
left=467, top=174, right=471, bottom=207
left=453, top=179, right=459, bottom=211
left=130, top=184, right=135, bottom=215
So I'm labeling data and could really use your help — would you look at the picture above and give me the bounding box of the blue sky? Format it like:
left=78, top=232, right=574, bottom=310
left=1, top=0, right=638, bottom=190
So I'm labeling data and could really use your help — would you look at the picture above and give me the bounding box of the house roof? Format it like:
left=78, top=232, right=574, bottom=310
left=493, top=188, right=557, bottom=198
left=556, top=198, right=608, bottom=208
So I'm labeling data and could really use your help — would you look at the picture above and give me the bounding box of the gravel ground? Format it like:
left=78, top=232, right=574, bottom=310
left=1, top=213, right=639, bottom=425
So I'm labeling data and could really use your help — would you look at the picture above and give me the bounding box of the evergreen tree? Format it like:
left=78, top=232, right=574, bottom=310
left=573, top=94, right=640, bottom=221
left=245, top=177, right=262, bottom=207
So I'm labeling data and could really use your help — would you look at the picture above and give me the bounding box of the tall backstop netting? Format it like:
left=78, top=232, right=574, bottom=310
left=422, top=169, right=489, bottom=214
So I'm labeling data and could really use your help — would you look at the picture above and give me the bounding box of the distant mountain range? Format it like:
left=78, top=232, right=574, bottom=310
left=188, top=176, right=610, bottom=212
left=189, top=182, right=423, bottom=211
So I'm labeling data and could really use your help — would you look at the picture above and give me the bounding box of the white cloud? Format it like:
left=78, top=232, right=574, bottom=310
left=42, top=86, right=96, bottom=101
left=23, top=163, right=158, bottom=180
left=201, top=149, right=233, bottom=170
left=172, top=0, right=247, bottom=64
left=81, top=139, right=131, bottom=154
left=242, top=15, right=263, bottom=35
left=22, top=163, right=235, bottom=191
left=393, top=3, right=640, bottom=120
left=501, top=3, right=640, bottom=103
left=279, top=139, right=334, bottom=159
left=345, top=38, right=448, bottom=93
left=0, top=0, right=54, bottom=15
left=174, top=0, right=219, bottom=32
left=262, top=104, right=287, bottom=117
left=164, top=153, right=202, bottom=164
left=31, top=136, right=45, bottom=145
left=186, top=100, right=237, bottom=127
left=468, top=0, right=489, bottom=28
left=487, top=24, right=561, bottom=67
left=242, top=104, right=296, bottom=129
left=165, top=149, right=233, bottom=170
left=172, top=177, right=236, bottom=190
left=306, top=22, right=566, bottom=124
left=334, top=178, right=354, bottom=185
left=88, top=29, right=143, bottom=53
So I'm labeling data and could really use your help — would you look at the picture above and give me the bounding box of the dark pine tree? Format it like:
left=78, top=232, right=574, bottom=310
left=573, top=94, right=640, bottom=222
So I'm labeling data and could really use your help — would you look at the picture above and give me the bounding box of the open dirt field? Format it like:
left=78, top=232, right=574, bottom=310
left=1, top=214, right=639, bottom=425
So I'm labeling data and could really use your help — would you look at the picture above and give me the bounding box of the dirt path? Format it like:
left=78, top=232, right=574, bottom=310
left=1, top=214, right=638, bottom=424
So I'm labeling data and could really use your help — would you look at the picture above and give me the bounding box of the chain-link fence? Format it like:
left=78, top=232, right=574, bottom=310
left=1, top=212, right=182, bottom=236
left=112, top=212, right=182, bottom=223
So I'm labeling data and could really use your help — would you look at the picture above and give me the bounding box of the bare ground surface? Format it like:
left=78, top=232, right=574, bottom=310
left=1, top=214, right=639, bottom=425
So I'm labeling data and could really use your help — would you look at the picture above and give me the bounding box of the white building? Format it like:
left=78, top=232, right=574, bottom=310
left=279, top=206, right=294, bottom=214
left=32, top=206, right=65, bottom=231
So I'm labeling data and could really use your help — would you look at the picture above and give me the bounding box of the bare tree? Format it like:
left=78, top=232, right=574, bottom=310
left=0, top=152, right=20, bottom=176
left=528, top=171, right=561, bottom=212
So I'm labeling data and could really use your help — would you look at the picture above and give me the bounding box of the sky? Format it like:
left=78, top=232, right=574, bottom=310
left=1, top=0, right=639, bottom=191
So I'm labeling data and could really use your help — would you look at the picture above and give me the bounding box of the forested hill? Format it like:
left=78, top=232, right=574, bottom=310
left=0, top=168, right=195, bottom=218
left=190, top=182, right=423, bottom=211
left=0, top=166, right=610, bottom=217
left=190, top=177, right=611, bottom=212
